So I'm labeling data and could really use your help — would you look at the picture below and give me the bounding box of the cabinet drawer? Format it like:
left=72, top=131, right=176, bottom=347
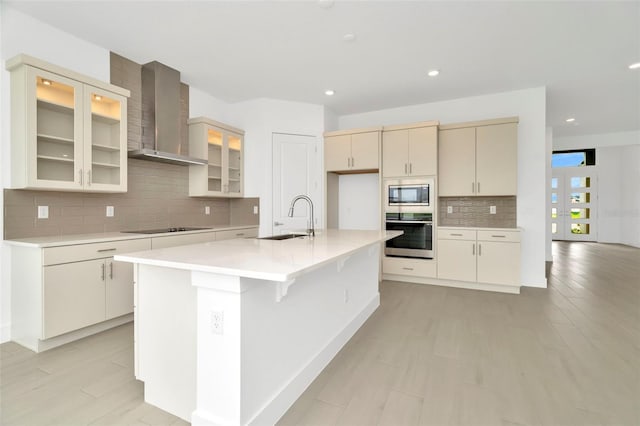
left=216, top=228, right=258, bottom=241
left=151, top=232, right=216, bottom=249
left=383, top=256, right=437, bottom=278
left=437, top=229, right=476, bottom=240
left=477, top=230, right=520, bottom=242
left=43, top=239, right=151, bottom=266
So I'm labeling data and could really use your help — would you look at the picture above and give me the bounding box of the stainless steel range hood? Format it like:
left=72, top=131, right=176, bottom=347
left=128, top=61, right=207, bottom=166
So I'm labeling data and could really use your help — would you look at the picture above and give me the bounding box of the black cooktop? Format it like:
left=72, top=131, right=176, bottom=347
left=122, top=227, right=212, bottom=234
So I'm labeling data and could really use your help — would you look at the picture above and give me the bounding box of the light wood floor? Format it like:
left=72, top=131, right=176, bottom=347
left=2, top=241, right=639, bottom=425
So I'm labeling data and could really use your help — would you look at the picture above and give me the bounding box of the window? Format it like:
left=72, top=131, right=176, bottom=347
left=552, top=149, right=595, bottom=168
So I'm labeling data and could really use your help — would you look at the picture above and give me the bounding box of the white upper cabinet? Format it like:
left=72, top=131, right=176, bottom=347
left=439, top=118, right=518, bottom=196
left=382, top=122, right=438, bottom=178
left=188, top=117, right=244, bottom=197
left=7, top=54, right=129, bottom=192
left=324, top=129, right=380, bottom=172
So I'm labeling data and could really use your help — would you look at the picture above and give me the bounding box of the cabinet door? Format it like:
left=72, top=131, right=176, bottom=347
left=438, top=128, right=476, bottom=196
left=476, top=123, right=517, bottom=195
left=408, top=126, right=437, bottom=176
left=382, top=130, right=409, bottom=177
left=26, top=67, right=84, bottom=190
left=106, top=259, right=134, bottom=319
left=437, top=239, right=476, bottom=282
left=350, top=132, right=379, bottom=170
left=324, top=134, right=351, bottom=171
left=226, top=131, right=243, bottom=196
left=43, top=259, right=106, bottom=339
left=83, top=85, right=127, bottom=192
left=477, top=241, right=520, bottom=285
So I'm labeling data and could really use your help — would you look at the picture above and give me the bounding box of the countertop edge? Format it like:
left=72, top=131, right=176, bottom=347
left=114, top=230, right=401, bottom=282
left=3, top=225, right=259, bottom=248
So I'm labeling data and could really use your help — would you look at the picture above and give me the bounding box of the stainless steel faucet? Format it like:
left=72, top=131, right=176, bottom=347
left=288, top=195, right=315, bottom=237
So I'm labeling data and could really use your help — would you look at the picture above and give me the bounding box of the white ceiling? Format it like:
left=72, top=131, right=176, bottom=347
left=6, top=0, right=640, bottom=138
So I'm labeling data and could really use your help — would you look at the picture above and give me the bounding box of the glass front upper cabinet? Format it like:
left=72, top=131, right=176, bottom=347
left=7, top=54, right=129, bottom=192
left=188, top=117, right=244, bottom=197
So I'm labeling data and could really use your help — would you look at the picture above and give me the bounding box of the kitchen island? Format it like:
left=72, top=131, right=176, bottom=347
left=115, top=229, right=401, bottom=426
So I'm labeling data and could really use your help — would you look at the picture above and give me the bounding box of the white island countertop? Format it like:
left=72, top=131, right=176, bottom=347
left=115, top=229, right=402, bottom=282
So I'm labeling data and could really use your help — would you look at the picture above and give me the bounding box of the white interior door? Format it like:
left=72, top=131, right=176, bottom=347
left=551, top=167, right=597, bottom=241
left=272, top=133, right=320, bottom=236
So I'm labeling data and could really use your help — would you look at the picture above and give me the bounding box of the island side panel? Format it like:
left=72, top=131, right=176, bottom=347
left=191, top=243, right=381, bottom=426
left=136, top=264, right=196, bottom=422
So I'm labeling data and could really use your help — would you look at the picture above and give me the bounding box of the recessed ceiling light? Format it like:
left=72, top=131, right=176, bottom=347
left=94, top=94, right=102, bottom=101
left=325, top=90, right=335, bottom=96
left=565, top=118, right=576, bottom=122
left=42, top=79, right=52, bottom=86
left=427, top=70, right=440, bottom=77
left=343, top=33, right=356, bottom=42
left=317, top=0, right=334, bottom=9
left=629, top=62, right=640, bottom=69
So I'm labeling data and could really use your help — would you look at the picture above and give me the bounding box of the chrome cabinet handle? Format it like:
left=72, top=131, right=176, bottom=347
left=450, top=233, right=463, bottom=236
left=101, top=263, right=105, bottom=281
left=491, top=235, right=507, bottom=238
left=109, top=262, right=114, bottom=279
left=404, top=164, right=408, bottom=174
left=472, top=182, right=475, bottom=193
left=477, top=182, right=480, bottom=193
left=472, top=243, right=475, bottom=255
left=351, top=157, right=355, bottom=168
left=479, top=243, right=482, bottom=256
left=97, top=248, right=116, bottom=252
left=86, top=170, right=92, bottom=186
left=402, top=267, right=414, bottom=271
left=409, top=163, right=412, bottom=174
left=78, top=169, right=83, bottom=185
left=235, top=233, right=245, bottom=237
left=274, top=221, right=284, bottom=226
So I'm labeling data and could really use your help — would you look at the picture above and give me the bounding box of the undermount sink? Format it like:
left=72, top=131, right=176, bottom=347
left=259, top=233, right=308, bottom=241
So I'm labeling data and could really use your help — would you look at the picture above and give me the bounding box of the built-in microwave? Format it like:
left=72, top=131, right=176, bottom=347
left=384, top=177, right=435, bottom=213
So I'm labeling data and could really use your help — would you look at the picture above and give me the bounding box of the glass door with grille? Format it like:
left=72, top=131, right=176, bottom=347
left=551, top=168, right=597, bottom=241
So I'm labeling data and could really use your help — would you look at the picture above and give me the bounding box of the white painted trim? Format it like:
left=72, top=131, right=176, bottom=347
left=383, top=275, right=521, bottom=294
left=14, top=314, right=132, bottom=353
left=0, top=323, right=11, bottom=343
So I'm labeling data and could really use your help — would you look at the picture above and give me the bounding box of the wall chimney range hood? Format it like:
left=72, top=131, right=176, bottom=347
left=128, top=61, right=207, bottom=166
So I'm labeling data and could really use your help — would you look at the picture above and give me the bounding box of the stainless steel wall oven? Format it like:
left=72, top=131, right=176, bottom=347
left=384, top=178, right=435, bottom=259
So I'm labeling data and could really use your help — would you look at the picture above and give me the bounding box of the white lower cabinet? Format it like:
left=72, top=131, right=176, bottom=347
left=11, top=238, right=151, bottom=351
left=437, top=227, right=521, bottom=289
left=43, top=257, right=133, bottom=339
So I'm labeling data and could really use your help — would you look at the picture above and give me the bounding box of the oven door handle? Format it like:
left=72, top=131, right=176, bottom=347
left=385, top=220, right=433, bottom=224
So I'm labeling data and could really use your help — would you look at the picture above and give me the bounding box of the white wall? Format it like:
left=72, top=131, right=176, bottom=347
left=338, top=174, right=380, bottom=230
left=226, top=99, right=325, bottom=237
left=554, top=131, right=640, bottom=248
left=339, top=88, right=548, bottom=288
left=545, top=127, right=553, bottom=262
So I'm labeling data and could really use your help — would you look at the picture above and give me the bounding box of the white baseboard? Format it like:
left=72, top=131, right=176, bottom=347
left=0, top=322, right=11, bottom=344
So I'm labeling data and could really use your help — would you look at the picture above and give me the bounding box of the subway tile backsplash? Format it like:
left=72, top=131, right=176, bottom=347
left=438, top=196, right=517, bottom=228
left=4, top=159, right=259, bottom=239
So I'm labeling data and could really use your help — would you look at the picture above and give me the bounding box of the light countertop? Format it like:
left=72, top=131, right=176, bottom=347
left=3, top=225, right=258, bottom=248
left=115, top=229, right=402, bottom=282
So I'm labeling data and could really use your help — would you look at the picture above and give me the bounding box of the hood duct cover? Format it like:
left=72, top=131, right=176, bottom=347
left=128, top=61, right=207, bottom=165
